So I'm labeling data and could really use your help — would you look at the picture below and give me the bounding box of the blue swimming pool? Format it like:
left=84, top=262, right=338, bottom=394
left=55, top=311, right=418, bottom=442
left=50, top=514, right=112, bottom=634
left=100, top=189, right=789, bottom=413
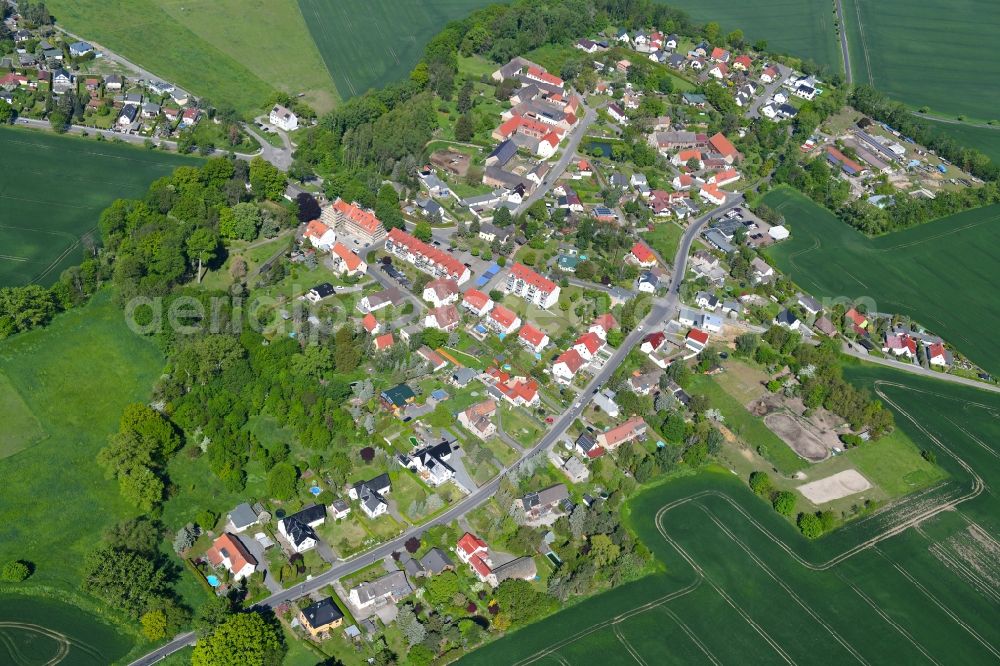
left=206, top=575, right=220, bottom=587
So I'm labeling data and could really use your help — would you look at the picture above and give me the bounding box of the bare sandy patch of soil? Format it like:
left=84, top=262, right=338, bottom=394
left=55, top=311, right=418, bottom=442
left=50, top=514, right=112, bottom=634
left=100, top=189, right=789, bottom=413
left=797, top=469, right=872, bottom=503
left=764, top=412, right=830, bottom=461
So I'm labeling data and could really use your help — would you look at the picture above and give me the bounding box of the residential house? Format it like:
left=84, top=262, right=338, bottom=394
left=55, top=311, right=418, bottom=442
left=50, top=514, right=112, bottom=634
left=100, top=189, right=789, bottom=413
left=456, top=532, right=493, bottom=584
left=51, top=68, right=73, bottom=94
left=927, top=342, right=950, bottom=367
left=141, top=102, right=160, bottom=119
left=305, top=282, right=335, bottom=304
left=502, top=262, right=560, bottom=308
left=349, top=474, right=392, bottom=519
left=424, top=304, right=461, bottom=332
left=298, top=598, right=344, bottom=638
left=760, top=65, right=779, bottom=83
left=593, top=389, right=620, bottom=417
left=357, top=287, right=404, bottom=313
left=845, top=308, right=869, bottom=333
left=573, top=332, right=604, bottom=362
left=278, top=504, right=326, bottom=554
left=420, top=172, right=452, bottom=198
left=180, top=107, right=200, bottom=127
left=575, top=431, right=605, bottom=459
left=420, top=548, right=455, bottom=576
left=552, top=348, right=585, bottom=384
left=751, top=257, right=774, bottom=284
left=205, top=533, right=257, bottom=580
left=708, top=132, right=741, bottom=163
left=883, top=333, right=917, bottom=359
left=403, top=441, right=456, bottom=487
left=486, top=304, right=521, bottom=335
left=303, top=220, right=338, bottom=251
left=628, top=241, right=657, bottom=267
left=695, top=291, right=719, bottom=311
left=484, top=367, right=540, bottom=407
left=607, top=103, right=627, bottom=124
left=596, top=416, right=647, bottom=451
left=640, top=331, right=666, bottom=354
left=774, top=309, right=801, bottom=330
left=458, top=400, right=497, bottom=440
left=636, top=271, right=659, bottom=293
left=797, top=294, right=823, bottom=317
left=486, top=139, right=518, bottom=167
left=589, top=313, right=617, bottom=341
left=701, top=313, right=723, bottom=334
left=672, top=149, right=703, bottom=169
left=330, top=499, right=351, bottom=520
left=117, top=104, right=138, bottom=127
left=813, top=316, right=837, bottom=336
left=226, top=503, right=260, bottom=533
left=515, top=484, right=570, bottom=523
left=269, top=104, right=298, bottom=131
left=348, top=571, right=412, bottom=609
left=417, top=346, right=448, bottom=372
left=423, top=278, right=460, bottom=307
left=700, top=183, right=727, bottom=206
left=732, top=55, right=752, bottom=71
left=518, top=324, right=550, bottom=354
left=385, top=228, right=470, bottom=283
left=551, top=450, right=590, bottom=482
left=708, top=62, right=728, bottom=80
left=629, top=371, right=660, bottom=396
left=331, top=242, right=367, bottom=277
left=478, top=223, right=511, bottom=244
left=461, top=288, right=494, bottom=317
left=373, top=333, right=395, bottom=352
left=380, top=384, right=415, bottom=415
left=685, top=327, right=710, bottom=352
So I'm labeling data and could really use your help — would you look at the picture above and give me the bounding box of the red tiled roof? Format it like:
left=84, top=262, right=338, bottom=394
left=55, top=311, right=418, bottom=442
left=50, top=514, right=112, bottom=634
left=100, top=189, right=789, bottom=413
left=845, top=308, right=868, bottom=327
left=470, top=554, right=493, bottom=578
left=206, top=533, right=256, bottom=574
left=429, top=304, right=460, bottom=329
left=711, top=47, right=727, bottom=60
left=578, top=159, right=590, bottom=170
left=510, top=262, right=556, bottom=293
left=489, top=304, right=519, bottom=329
left=458, top=532, right=488, bottom=557
left=374, top=333, right=394, bottom=350
left=526, top=65, right=564, bottom=87
left=687, top=328, right=709, bottom=344
left=519, top=324, right=547, bottom=347
left=630, top=242, right=655, bottom=264
left=555, top=348, right=585, bottom=373
left=642, top=332, right=666, bottom=350
left=711, top=62, right=728, bottom=76
left=333, top=199, right=382, bottom=234
left=427, top=277, right=459, bottom=300
left=463, top=288, right=491, bottom=310
left=304, top=220, right=330, bottom=240
left=387, top=228, right=467, bottom=281
left=712, top=169, right=739, bottom=184
left=733, top=55, right=752, bottom=69
left=677, top=149, right=701, bottom=162
left=927, top=342, right=946, bottom=359
left=332, top=242, right=363, bottom=270
left=600, top=416, right=647, bottom=448
left=575, top=332, right=602, bottom=354
left=708, top=132, right=738, bottom=158
left=362, top=313, right=378, bottom=333
left=586, top=444, right=606, bottom=459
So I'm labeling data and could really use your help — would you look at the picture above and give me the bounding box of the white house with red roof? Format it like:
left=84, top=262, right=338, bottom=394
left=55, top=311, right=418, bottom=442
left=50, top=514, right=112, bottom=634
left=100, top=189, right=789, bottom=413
left=732, top=55, right=752, bottom=71
left=374, top=333, right=395, bottom=352
left=331, top=242, right=367, bottom=277
left=709, top=169, right=740, bottom=187
left=206, top=533, right=257, bottom=581
left=423, top=278, right=460, bottom=307
left=577, top=159, right=592, bottom=177
left=708, top=62, right=728, bottom=80
left=303, top=220, right=337, bottom=251
left=518, top=324, right=550, bottom=354
left=503, top=262, right=560, bottom=308
left=926, top=343, right=950, bottom=367
left=552, top=349, right=585, bottom=384
left=596, top=416, right=647, bottom=450
left=640, top=331, right=666, bottom=354
left=425, top=304, right=461, bottom=332
left=883, top=333, right=917, bottom=359
left=362, top=313, right=380, bottom=336
left=456, top=532, right=496, bottom=585
left=699, top=183, right=727, bottom=206
left=589, top=313, right=617, bottom=341
left=685, top=328, right=709, bottom=352
left=461, top=289, right=494, bottom=317
left=672, top=173, right=698, bottom=190
left=573, top=332, right=604, bottom=362
left=486, top=304, right=521, bottom=335
left=525, top=65, right=564, bottom=89
left=628, top=242, right=657, bottom=267
left=760, top=65, right=779, bottom=83
left=385, top=228, right=470, bottom=284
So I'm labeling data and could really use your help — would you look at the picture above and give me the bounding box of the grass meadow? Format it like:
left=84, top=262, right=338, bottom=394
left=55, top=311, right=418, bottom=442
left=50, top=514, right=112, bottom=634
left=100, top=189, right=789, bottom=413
left=0, top=127, right=198, bottom=287
left=0, top=291, right=163, bottom=635
left=842, top=0, right=999, bottom=121
left=46, top=0, right=338, bottom=114
left=661, top=0, right=841, bottom=69
left=762, top=186, right=1000, bottom=377
left=297, top=0, right=494, bottom=99
left=461, top=365, right=1000, bottom=665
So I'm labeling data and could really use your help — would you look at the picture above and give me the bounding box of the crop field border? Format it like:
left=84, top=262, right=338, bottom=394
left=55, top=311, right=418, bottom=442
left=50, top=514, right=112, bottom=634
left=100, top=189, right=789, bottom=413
left=841, top=0, right=1000, bottom=122
left=0, top=128, right=198, bottom=287
left=762, top=186, right=1000, bottom=378
left=461, top=367, right=1000, bottom=665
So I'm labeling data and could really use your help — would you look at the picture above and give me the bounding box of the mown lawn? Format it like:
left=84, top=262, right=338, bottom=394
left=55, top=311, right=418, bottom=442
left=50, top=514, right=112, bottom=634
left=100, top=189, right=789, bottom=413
left=0, top=291, right=164, bottom=595
left=641, top=222, right=684, bottom=264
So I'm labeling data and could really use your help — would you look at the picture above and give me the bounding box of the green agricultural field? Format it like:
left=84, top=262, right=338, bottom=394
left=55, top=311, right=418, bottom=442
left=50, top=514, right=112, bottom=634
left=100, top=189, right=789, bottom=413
left=842, top=0, right=999, bottom=121
left=0, top=291, right=163, bottom=602
left=0, top=127, right=197, bottom=287
left=46, top=0, right=338, bottom=114
left=762, top=186, right=1000, bottom=377
left=0, top=593, right=133, bottom=665
left=662, top=0, right=841, bottom=69
left=921, top=118, right=1000, bottom=166
left=297, top=0, right=494, bottom=98
left=462, top=366, right=1000, bottom=665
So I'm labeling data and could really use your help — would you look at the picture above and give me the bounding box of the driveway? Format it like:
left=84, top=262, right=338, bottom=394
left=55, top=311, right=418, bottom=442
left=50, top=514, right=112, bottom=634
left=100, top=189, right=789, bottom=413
left=239, top=533, right=283, bottom=594
left=745, top=63, right=791, bottom=120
